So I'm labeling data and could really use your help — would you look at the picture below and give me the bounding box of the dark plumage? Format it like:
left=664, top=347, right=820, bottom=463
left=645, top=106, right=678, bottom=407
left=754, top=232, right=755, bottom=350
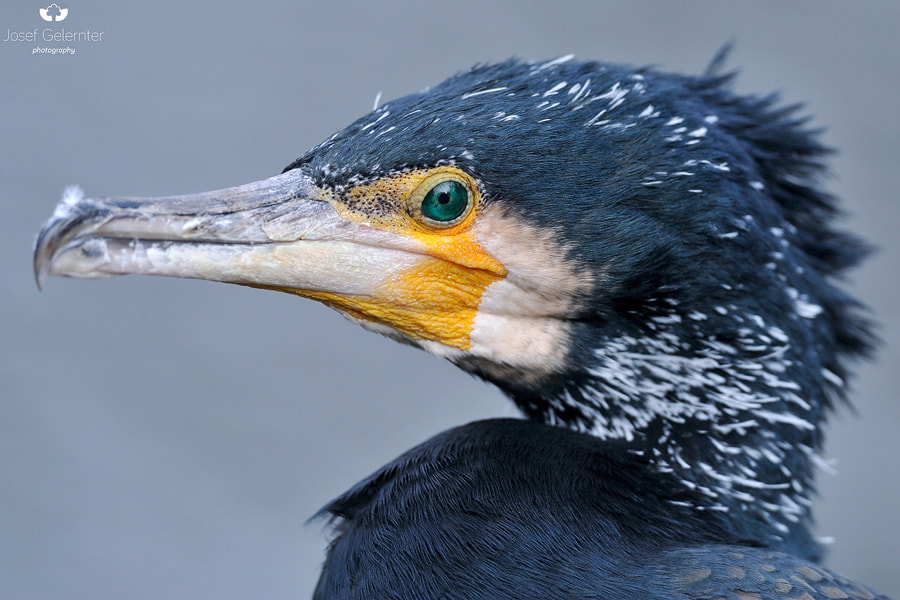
left=34, top=54, right=881, bottom=599
left=314, top=419, right=885, bottom=600
left=286, top=56, right=872, bottom=560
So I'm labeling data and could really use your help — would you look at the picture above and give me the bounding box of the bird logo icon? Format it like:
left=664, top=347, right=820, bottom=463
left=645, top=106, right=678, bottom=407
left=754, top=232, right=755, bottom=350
left=39, top=4, right=68, bottom=22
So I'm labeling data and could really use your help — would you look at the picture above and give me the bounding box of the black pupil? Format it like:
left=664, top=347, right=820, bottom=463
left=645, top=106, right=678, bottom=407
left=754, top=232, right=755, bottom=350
left=421, top=180, right=469, bottom=223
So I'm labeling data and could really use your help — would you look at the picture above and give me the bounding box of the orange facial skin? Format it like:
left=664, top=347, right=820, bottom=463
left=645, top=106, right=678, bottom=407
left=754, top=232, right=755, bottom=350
left=272, top=166, right=508, bottom=350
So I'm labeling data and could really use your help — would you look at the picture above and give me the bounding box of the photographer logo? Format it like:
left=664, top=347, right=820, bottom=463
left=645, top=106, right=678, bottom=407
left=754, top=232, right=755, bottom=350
left=3, top=4, right=103, bottom=56
left=39, top=4, right=68, bottom=22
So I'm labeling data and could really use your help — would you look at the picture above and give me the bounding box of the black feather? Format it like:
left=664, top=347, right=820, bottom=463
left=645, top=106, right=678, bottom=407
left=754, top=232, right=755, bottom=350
left=313, top=419, right=888, bottom=600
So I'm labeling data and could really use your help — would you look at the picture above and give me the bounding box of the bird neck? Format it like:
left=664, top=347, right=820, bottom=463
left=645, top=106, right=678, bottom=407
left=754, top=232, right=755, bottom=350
left=502, top=309, right=832, bottom=560
left=314, top=419, right=745, bottom=599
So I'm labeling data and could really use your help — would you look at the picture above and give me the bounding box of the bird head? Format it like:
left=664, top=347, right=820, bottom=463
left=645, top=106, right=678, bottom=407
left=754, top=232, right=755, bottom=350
left=34, top=56, right=872, bottom=558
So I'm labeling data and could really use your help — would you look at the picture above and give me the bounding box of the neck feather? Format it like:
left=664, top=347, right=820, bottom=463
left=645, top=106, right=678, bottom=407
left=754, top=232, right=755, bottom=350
left=506, top=307, right=842, bottom=560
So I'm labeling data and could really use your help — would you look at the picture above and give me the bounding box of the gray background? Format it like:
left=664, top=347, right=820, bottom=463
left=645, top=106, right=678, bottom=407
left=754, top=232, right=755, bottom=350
left=2, top=2, right=898, bottom=598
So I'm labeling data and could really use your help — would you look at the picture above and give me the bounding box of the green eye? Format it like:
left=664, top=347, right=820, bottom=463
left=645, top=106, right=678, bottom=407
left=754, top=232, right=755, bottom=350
left=420, top=180, right=470, bottom=224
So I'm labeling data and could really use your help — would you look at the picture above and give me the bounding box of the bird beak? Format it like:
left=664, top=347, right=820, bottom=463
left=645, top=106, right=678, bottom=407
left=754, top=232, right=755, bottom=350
left=34, top=168, right=435, bottom=297
left=34, top=169, right=506, bottom=351
left=34, top=170, right=358, bottom=287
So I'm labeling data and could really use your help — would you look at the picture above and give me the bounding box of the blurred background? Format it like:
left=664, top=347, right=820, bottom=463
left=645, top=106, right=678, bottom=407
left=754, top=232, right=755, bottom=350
left=2, top=1, right=898, bottom=598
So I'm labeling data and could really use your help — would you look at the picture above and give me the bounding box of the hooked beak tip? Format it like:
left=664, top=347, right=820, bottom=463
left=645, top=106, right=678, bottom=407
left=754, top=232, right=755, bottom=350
left=32, top=185, right=101, bottom=290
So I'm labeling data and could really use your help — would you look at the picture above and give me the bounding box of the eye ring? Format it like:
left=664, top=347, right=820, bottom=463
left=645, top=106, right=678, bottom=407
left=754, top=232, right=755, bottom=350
left=409, top=173, right=475, bottom=229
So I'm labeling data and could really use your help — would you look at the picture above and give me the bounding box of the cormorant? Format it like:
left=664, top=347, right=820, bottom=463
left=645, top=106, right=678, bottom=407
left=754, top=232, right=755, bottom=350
left=34, top=55, right=882, bottom=598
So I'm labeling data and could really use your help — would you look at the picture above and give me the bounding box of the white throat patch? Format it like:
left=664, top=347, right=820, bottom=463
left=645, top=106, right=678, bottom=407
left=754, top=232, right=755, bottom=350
left=464, top=205, right=594, bottom=381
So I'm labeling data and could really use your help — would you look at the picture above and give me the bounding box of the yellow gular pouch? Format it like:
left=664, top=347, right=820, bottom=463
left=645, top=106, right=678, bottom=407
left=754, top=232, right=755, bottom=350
left=290, top=166, right=507, bottom=350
